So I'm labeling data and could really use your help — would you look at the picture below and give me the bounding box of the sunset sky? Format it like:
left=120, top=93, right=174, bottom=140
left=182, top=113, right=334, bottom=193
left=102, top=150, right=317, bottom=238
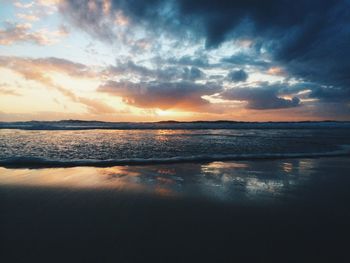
left=1, top=0, right=350, bottom=122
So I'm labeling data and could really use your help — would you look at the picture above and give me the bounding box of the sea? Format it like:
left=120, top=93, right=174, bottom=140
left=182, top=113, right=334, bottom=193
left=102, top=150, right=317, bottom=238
left=0, top=121, right=350, bottom=168
left=2, top=121, right=350, bottom=262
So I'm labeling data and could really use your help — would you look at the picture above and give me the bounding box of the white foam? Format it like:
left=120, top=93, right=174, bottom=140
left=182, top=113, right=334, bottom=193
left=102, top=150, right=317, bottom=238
left=1, top=145, right=350, bottom=168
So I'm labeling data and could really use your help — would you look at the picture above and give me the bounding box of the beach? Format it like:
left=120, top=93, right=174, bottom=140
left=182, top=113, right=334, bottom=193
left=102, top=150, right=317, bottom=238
left=1, top=157, right=350, bottom=262
left=2, top=0, right=350, bottom=261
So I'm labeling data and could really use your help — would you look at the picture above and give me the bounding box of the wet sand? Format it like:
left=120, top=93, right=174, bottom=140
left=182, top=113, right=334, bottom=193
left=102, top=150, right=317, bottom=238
left=1, top=157, right=350, bottom=262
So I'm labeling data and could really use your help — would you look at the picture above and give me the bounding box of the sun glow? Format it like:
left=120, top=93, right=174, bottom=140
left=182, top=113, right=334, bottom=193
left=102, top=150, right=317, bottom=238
left=156, top=109, right=175, bottom=117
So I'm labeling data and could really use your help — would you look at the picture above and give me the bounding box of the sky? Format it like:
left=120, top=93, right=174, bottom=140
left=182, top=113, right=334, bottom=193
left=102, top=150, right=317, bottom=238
left=0, top=0, right=350, bottom=122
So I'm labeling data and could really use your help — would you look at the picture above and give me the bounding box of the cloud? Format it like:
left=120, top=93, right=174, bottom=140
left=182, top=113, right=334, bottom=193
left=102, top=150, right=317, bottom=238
left=0, top=23, right=47, bottom=45
left=0, top=22, right=68, bottom=45
left=13, top=0, right=61, bottom=23
left=105, top=60, right=205, bottom=81
left=36, top=0, right=61, bottom=7
left=309, top=87, right=350, bottom=103
left=14, top=2, right=35, bottom=9
left=0, top=56, right=96, bottom=78
left=59, top=1, right=344, bottom=48
left=182, top=67, right=204, bottom=81
left=0, top=83, right=21, bottom=96
left=166, top=55, right=210, bottom=68
left=99, top=80, right=221, bottom=111
left=228, top=69, right=248, bottom=82
left=57, top=0, right=350, bottom=109
left=220, top=52, right=270, bottom=69
left=34, top=56, right=94, bottom=78
left=58, top=0, right=118, bottom=43
left=0, top=56, right=116, bottom=114
left=0, top=55, right=215, bottom=114
left=221, top=84, right=301, bottom=110
left=105, top=60, right=155, bottom=79
left=16, top=13, right=40, bottom=22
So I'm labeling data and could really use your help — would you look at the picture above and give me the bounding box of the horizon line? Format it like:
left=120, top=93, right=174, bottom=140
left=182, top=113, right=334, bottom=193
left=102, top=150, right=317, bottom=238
left=1, top=119, right=350, bottom=124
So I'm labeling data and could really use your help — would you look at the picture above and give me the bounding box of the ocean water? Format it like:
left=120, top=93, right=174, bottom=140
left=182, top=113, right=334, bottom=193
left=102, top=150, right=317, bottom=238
left=1, top=123, right=350, bottom=167
left=0, top=158, right=345, bottom=203
left=3, top=123, right=350, bottom=263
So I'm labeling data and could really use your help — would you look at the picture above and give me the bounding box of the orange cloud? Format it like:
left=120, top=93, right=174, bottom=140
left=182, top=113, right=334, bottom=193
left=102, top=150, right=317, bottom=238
left=99, top=80, right=222, bottom=112
left=16, top=13, right=40, bottom=22
left=14, top=2, right=35, bottom=9
left=0, top=83, right=21, bottom=96
left=36, top=0, right=61, bottom=7
left=0, top=22, right=68, bottom=46
left=267, top=67, right=284, bottom=75
left=0, top=56, right=116, bottom=114
left=0, top=56, right=95, bottom=78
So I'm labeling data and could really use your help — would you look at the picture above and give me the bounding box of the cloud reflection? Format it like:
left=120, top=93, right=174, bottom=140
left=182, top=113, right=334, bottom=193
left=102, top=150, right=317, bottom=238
left=0, top=158, right=318, bottom=202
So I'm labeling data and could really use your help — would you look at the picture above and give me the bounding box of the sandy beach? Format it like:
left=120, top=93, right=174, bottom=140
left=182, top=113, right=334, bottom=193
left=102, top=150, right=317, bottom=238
left=1, top=157, right=350, bottom=262
left=2, top=0, right=350, bottom=261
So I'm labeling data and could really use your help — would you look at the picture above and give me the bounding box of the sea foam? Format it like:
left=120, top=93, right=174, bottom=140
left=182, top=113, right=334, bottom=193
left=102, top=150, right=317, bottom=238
left=1, top=145, right=350, bottom=168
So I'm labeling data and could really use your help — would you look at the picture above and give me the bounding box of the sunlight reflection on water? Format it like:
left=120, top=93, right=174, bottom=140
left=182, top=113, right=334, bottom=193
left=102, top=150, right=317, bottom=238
left=0, top=158, right=324, bottom=203
left=1, top=129, right=349, bottom=162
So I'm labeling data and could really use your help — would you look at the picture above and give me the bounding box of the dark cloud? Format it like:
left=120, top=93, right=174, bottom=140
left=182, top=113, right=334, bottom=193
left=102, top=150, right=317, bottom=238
left=182, top=67, right=204, bottom=81
left=59, top=0, right=350, bottom=108
left=175, top=0, right=343, bottom=48
left=174, top=0, right=350, bottom=106
left=98, top=80, right=221, bottom=111
left=228, top=69, right=248, bottom=82
left=59, top=0, right=116, bottom=42
left=221, top=84, right=301, bottom=110
left=74, top=0, right=338, bottom=50
left=301, top=101, right=350, bottom=120
left=309, top=87, right=350, bottom=103
left=221, top=52, right=270, bottom=69
left=166, top=55, right=210, bottom=68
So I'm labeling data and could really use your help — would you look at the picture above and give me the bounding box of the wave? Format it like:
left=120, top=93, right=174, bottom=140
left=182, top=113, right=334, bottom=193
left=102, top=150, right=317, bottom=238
left=1, top=146, right=350, bottom=168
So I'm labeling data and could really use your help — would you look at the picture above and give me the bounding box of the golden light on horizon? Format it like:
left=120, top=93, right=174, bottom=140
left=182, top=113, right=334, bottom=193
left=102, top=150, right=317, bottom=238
left=155, top=109, right=191, bottom=118
left=0, top=0, right=348, bottom=122
left=156, top=109, right=173, bottom=116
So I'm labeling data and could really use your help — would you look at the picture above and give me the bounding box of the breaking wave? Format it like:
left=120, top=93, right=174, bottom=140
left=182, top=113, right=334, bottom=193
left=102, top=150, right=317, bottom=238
left=1, top=146, right=350, bottom=168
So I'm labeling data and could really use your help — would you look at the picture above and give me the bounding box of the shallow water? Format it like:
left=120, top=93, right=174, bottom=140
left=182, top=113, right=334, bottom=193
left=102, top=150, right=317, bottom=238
left=1, top=157, right=348, bottom=203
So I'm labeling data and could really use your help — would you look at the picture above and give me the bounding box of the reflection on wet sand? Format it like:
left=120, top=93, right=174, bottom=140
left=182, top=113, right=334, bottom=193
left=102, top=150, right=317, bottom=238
left=0, top=158, right=321, bottom=202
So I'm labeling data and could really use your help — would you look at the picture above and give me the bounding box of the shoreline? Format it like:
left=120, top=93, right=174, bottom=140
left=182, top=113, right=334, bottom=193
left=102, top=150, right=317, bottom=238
left=1, top=157, right=350, bottom=199
left=1, top=157, right=350, bottom=262
left=1, top=149, right=350, bottom=168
